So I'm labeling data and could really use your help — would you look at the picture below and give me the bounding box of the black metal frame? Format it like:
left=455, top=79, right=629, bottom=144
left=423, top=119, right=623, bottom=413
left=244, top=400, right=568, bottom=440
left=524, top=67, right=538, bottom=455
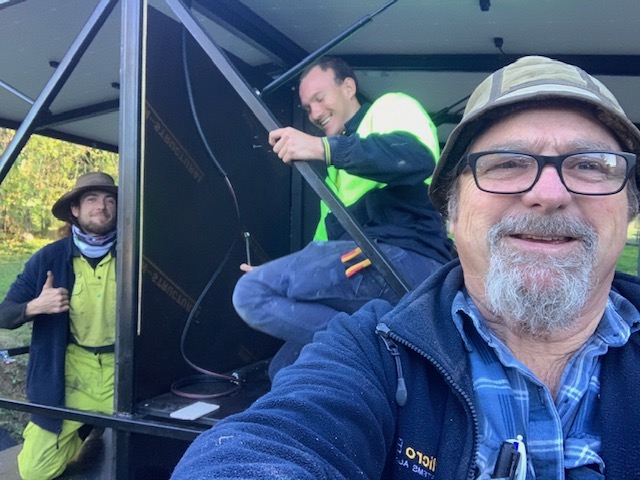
left=0, top=397, right=202, bottom=441
left=0, top=0, right=412, bottom=469
left=44, top=99, right=119, bottom=131
left=192, top=0, right=306, bottom=68
left=338, top=53, right=640, bottom=76
left=0, top=0, right=119, bottom=184
left=260, top=0, right=397, bottom=96
left=0, top=115, right=118, bottom=152
left=165, top=0, right=411, bottom=297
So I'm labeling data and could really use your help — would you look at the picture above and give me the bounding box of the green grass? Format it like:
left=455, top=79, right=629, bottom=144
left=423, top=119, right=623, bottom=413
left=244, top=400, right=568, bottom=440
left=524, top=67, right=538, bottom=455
left=0, top=254, right=30, bottom=299
left=619, top=220, right=640, bottom=275
left=0, top=251, right=33, bottom=349
left=0, top=236, right=48, bottom=347
left=617, top=243, right=639, bottom=275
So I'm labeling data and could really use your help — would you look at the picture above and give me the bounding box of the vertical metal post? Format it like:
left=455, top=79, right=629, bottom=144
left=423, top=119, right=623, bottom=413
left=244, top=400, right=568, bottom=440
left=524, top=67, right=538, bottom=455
left=289, top=85, right=306, bottom=253
left=115, top=0, right=146, bottom=477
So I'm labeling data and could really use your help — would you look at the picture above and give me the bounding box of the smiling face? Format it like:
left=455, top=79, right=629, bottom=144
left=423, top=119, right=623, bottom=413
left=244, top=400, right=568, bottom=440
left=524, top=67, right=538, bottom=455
left=298, top=66, right=360, bottom=136
left=70, top=190, right=117, bottom=235
left=450, top=106, right=632, bottom=328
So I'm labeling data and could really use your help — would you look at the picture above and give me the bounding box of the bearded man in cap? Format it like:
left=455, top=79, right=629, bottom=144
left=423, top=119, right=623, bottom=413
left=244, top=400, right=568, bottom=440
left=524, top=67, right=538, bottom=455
left=171, top=56, right=640, bottom=480
left=0, top=172, right=117, bottom=479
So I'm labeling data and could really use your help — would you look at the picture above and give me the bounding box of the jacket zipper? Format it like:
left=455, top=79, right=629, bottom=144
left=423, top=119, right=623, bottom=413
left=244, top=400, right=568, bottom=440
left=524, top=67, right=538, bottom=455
left=376, top=322, right=480, bottom=480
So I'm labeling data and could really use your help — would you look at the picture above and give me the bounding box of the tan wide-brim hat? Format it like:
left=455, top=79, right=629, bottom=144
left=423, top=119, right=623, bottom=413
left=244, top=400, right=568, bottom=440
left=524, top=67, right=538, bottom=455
left=52, top=171, right=118, bottom=222
left=429, top=55, right=640, bottom=216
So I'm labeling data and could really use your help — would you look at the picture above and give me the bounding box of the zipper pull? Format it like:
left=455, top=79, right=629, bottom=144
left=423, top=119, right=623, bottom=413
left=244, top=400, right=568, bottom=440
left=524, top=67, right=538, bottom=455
left=376, top=323, right=407, bottom=406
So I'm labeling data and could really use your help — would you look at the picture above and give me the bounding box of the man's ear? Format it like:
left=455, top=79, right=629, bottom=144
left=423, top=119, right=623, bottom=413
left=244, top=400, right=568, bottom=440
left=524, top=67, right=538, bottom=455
left=70, top=204, right=80, bottom=220
left=342, top=77, right=357, bottom=99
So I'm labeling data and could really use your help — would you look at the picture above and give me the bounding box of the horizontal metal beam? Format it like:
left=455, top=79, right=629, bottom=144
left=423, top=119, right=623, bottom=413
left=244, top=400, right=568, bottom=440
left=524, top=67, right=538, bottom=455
left=339, top=54, right=640, bottom=76
left=194, top=0, right=307, bottom=67
left=0, top=77, right=34, bottom=105
left=0, top=116, right=118, bottom=152
left=42, top=98, right=119, bottom=128
left=0, top=397, right=203, bottom=441
left=0, top=0, right=118, bottom=185
left=0, top=345, right=29, bottom=357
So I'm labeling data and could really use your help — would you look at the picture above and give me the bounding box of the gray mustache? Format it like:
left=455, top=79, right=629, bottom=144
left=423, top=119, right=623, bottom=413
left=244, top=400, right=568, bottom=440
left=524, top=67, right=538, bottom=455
left=488, top=214, right=598, bottom=249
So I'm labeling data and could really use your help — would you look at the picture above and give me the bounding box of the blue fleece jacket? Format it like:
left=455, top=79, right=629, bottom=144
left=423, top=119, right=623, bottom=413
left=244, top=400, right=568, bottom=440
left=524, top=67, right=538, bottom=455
left=0, top=236, right=76, bottom=434
left=171, top=260, right=640, bottom=479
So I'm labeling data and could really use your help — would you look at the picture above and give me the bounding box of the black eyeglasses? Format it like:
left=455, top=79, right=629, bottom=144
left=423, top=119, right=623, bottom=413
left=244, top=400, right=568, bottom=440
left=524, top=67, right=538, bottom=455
left=465, top=151, right=637, bottom=195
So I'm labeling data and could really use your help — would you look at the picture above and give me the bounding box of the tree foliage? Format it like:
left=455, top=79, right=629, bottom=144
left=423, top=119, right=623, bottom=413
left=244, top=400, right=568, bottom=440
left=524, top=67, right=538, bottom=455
left=0, top=128, right=118, bottom=239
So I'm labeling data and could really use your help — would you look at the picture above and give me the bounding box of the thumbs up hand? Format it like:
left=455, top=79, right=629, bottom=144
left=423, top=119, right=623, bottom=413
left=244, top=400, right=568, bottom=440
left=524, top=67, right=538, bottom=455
left=25, top=271, right=70, bottom=319
left=42, top=270, right=55, bottom=290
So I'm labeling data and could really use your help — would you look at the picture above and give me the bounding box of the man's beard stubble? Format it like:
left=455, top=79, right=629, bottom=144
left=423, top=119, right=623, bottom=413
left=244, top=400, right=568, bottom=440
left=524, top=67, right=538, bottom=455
left=485, top=213, right=599, bottom=335
left=78, top=214, right=117, bottom=236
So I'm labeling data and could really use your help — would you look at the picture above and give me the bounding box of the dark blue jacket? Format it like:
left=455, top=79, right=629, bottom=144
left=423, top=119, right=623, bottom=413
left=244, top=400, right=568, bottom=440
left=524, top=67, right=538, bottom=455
left=0, top=236, right=76, bottom=434
left=172, top=261, right=640, bottom=479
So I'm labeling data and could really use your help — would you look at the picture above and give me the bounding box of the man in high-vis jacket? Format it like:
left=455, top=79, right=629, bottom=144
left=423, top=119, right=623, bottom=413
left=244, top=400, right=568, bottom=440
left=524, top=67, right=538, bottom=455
left=233, top=56, right=453, bottom=378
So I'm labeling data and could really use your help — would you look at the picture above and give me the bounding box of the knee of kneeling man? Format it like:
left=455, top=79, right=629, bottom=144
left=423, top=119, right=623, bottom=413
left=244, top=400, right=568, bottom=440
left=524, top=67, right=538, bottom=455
left=18, top=460, right=67, bottom=480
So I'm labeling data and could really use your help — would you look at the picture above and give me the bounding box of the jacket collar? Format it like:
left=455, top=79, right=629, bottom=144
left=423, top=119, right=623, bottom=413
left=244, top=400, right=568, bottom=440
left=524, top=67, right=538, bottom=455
left=379, top=259, right=471, bottom=386
left=344, top=102, right=371, bottom=135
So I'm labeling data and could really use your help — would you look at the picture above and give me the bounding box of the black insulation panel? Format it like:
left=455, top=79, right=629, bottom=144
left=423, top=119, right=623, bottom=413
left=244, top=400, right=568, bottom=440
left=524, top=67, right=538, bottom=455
left=135, top=6, right=301, bottom=403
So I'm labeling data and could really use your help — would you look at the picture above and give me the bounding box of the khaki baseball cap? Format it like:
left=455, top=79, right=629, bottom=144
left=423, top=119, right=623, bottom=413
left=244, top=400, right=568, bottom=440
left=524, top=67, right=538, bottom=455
left=429, top=55, right=640, bottom=215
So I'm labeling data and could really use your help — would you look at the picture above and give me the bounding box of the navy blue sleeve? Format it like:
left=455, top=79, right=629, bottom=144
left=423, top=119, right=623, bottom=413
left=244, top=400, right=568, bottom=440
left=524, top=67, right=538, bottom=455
left=0, top=250, right=46, bottom=329
left=0, top=301, right=27, bottom=330
left=327, top=131, right=436, bottom=185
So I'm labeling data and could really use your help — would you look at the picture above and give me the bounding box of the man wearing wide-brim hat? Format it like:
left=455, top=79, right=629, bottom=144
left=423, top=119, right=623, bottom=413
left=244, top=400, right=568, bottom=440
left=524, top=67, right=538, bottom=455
left=0, top=171, right=118, bottom=479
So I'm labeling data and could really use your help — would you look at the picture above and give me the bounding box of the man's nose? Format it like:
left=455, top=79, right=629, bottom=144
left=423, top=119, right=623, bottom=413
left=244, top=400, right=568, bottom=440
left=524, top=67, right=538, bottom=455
left=522, top=164, right=572, bottom=211
left=309, top=104, right=322, bottom=121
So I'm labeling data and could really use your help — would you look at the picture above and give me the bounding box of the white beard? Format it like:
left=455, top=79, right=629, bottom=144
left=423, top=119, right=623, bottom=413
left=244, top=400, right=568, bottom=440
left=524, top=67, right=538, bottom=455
left=485, top=213, right=599, bottom=335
